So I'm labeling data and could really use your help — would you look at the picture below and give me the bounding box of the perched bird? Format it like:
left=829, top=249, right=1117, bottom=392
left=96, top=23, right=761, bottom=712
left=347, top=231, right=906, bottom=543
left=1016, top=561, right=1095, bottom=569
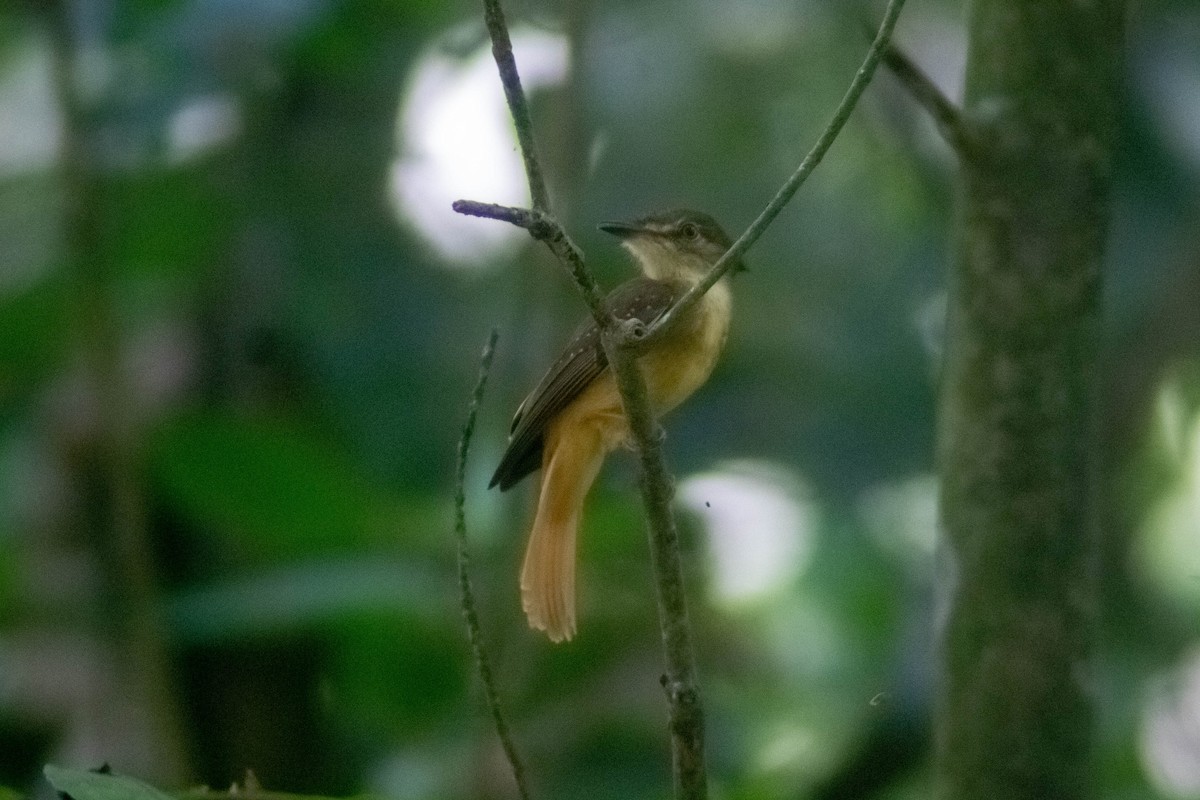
left=490, top=209, right=741, bottom=642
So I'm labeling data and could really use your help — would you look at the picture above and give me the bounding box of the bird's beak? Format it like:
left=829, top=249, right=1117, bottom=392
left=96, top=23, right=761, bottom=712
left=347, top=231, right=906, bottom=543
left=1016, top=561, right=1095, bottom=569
left=597, top=220, right=646, bottom=239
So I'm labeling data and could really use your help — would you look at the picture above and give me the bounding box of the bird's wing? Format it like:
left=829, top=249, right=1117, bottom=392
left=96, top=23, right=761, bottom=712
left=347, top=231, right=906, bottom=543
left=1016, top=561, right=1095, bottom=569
left=489, top=277, right=681, bottom=490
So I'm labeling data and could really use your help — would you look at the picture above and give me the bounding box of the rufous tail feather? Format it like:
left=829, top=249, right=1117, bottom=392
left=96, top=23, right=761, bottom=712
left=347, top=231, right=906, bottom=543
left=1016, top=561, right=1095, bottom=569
left=520, top=421, right=607, bottom=642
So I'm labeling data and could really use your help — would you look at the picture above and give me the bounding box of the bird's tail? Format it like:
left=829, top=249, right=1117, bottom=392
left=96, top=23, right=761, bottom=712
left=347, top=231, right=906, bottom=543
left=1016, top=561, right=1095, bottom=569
left=520, top=420, right=609, bottom=642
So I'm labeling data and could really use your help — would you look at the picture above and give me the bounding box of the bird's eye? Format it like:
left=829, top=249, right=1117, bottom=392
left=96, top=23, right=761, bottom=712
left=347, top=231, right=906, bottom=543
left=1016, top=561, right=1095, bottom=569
left=680, top=222, right=700, bottom=240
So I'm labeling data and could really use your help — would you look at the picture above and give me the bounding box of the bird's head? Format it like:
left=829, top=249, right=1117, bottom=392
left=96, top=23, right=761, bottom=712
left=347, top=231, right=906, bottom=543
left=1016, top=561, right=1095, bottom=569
left=599, top=209, right=746, bottom=283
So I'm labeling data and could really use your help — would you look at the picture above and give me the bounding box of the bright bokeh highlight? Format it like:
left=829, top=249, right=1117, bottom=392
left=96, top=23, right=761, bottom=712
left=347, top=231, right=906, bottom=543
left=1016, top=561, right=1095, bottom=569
left=680, top=460, right=816, bottom=605
left=390, top=26, right=568, bottom=267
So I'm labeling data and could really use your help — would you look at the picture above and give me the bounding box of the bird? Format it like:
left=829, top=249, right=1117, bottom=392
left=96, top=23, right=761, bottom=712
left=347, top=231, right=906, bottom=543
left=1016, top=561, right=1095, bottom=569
left=489, top=208, right=741, bottom=642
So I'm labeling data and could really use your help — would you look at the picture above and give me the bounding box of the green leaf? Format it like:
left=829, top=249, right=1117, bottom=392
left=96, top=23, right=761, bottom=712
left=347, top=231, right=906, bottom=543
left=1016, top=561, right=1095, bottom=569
left=42, top=766, right=373, bottom=800
left=0, top=275, right=70, bottom=405
left=150, top=411, right=400, bottom=561
left=102, top=167, right=228, bottom=281
left=43, top=766, right=175, bottom=800
left=166, top=558, right=445, bottom=644
left=326, top=613, right=466, bottom=736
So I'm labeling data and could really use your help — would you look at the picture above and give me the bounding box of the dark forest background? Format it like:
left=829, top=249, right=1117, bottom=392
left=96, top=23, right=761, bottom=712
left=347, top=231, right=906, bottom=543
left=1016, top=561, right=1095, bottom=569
left=1, top=0, right=1199, bottom=798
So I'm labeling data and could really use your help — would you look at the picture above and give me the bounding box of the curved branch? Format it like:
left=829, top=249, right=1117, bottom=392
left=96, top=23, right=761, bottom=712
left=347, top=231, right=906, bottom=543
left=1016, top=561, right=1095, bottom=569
left=453, top=329, right=532, bottom=800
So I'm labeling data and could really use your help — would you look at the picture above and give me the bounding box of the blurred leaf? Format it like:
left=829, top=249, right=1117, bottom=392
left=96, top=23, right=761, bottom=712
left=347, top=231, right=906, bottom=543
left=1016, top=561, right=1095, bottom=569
left=103, top=167, right=228, bottom=281
left=44, top=765, right=368, bottom=800
left=43, top=766, right=174, bottom=800
left=296, top=0, right=451, bottom=78
left=150, top=411, right=400, bottom=561
left=325, top=613, right=466, bottom=738
left=109, top=0, right=185, bottom=42
left=0, top=275, right=70, bottom=405
left=0, top=174, right=60, bottom=289
left=0, top=14, right=31, bottom=66
left=0, top=786, right=23, bottom=800
left=0, top=540, right=17, bottom=625
left=167, top=558, right=445, bottom=644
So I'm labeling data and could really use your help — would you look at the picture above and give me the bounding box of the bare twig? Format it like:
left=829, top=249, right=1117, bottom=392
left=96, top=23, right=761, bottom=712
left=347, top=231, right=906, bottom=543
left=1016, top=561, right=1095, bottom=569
left=879, top=40, right=979, bottom=159
left=452, top=200, right=603, bottom=319
left=481, top=0, right=550, bottom=212
left=452, top=200, right=542, bottom=230
left=453, top=329, right=531, bottom=800
left=644, top=0, right=910, bottom=345
left=463, top=0, right=608, bottom=323
left=457, top=202, right=603, bottom=319
left=449, top=198, right=606, bottom=322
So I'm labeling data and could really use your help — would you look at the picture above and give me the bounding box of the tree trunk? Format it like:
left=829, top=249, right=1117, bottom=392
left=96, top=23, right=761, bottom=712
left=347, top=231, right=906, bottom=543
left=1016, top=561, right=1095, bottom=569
left=935, top=2, right=1124, bottom=799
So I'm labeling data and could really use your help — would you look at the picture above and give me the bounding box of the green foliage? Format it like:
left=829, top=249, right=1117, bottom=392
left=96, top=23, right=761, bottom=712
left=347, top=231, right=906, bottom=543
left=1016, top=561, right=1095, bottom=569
left=150, top=411, right=402, bottom=562
left=0, top=274, right=70, bottom=406
left=325, top=614, right=467, bottom=739
left=102, top=168, right=229, bottom=282
left=165, top=559, right=446, bottom=644
left=43, top=765, right=368, bottom=800
left=43, top=766, right=175, bottom=800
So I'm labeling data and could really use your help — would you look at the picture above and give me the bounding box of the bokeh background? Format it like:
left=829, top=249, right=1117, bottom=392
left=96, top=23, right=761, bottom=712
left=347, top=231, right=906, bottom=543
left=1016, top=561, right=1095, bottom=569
left=2, top=0, right=1200, bottom=798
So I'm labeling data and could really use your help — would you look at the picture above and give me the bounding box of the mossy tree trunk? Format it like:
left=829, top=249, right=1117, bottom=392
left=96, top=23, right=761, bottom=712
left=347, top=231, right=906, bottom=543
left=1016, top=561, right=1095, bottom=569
left=935, top=2, right=1124, bottom=799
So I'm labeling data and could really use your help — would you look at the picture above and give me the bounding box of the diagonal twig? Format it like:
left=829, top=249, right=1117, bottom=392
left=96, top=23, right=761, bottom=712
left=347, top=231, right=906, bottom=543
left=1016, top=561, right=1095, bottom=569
left=644, top=0, right=909, bottom=345
left=878, top=39, right=980, bottom=159
left=453, top=328, right=531, bottom=800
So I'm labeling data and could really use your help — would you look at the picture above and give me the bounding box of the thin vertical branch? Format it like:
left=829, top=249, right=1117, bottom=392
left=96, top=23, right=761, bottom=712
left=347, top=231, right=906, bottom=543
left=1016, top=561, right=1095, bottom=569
left=467, top=1, right=713, bottom=794
left=477, top=0, right=606, bottom=321
left=603, top=342, right=708, bottom=797
left=454, top=330, right=531, bottom=800
left=481, top=0, right=550, bottom=213
left=607, top=8, right=909, bottom=784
